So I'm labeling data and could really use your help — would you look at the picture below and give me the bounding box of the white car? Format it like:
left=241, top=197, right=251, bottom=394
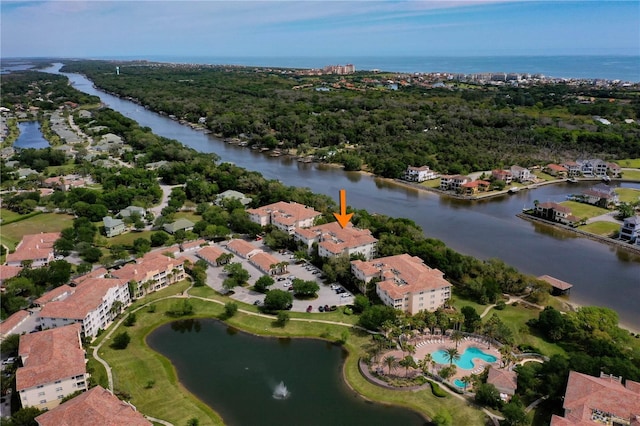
left=340, top=293, right=352, bottom=298
left=330, top=284, right=340, bottom=290
left=282, top=282, right=291, bottom=288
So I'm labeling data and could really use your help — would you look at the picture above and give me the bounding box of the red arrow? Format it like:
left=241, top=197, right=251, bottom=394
left=333, top=189, right=353, bottom=229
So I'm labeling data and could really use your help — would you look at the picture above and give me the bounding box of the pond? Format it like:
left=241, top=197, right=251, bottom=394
left=13, top=121, right=50, bottom=149
left=146, top=319, right=427, bottom=426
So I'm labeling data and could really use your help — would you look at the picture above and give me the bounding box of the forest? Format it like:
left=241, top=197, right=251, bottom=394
left=59, top=60, right=640, bottom=177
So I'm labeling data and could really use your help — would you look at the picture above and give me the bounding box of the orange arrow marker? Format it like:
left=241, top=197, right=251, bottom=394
left=333, top=189, right=353, bottom=229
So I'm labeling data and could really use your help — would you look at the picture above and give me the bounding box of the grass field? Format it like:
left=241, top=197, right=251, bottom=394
left=0, top=212, right=74, bottom=250
left=618, top=158, right=640, bottom=168
left=560, top=201, right=608, bottom=219
left=106, top=230, right=155, bottom=247
left=174, top=211, right=202, bottom=223
left=0, top=209, right=26, bottom=223
left=622, top=169, right=640, bottom=180
left=616, top=188, right=640, bottom=204
left=96, top=283, right=488, bottom=426
left=580, top=221, right=620, bottom=237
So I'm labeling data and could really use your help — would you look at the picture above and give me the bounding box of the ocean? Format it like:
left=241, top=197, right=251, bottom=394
left=106, top=54, right=640, bottom=82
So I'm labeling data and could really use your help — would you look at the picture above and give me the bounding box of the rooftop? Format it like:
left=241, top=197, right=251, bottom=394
left=39, top=278, right=127, bottom=320
left=6, top=232, right=60, bottom=264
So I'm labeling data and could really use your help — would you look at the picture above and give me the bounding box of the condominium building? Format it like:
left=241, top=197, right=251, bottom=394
left=17, top=324, right=88, bottom=410
left=38, top=278, right=131, bottom=338
left=351, top=254, right=452, bottom=314
left=110, top=252, right=185, bottom=298
left=294, top=222, right=377, bottom=260
left=6, top=232, right=60, bottom=267
left=247, top=201, right=322, bottom=234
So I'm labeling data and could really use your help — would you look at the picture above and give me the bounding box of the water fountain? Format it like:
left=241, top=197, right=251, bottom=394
left=272, top=381, right=290, bottom=400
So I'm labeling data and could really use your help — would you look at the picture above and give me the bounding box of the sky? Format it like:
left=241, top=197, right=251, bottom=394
left=1, top=1, right=639, bottom=59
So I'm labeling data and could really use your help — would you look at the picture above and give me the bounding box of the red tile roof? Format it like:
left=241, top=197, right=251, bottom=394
left=6, top=232, right=60, bottom=264
left=34, top=284, right=74, bottom=306
left=196, top=246, right=225, bottom=264
left=39, top=278, right=127, bottom=320
left=35, top=385, right=152, bottom=426
left=226, top=239, right=260, bottom=258
left=249, top=252, right=280, bottom=273
left=299, top=222, right=377, bottom=255
left=487, top=366, right=517, bottom=394
left=539, top=275, right=573, bottom=291
left=17, top=324, right=85, bottom=391
left=0, top=265, right=22, bottom=282
left=111, top=252, right=184, bottom=283
left=72, top=267, right=108, bottom=285
left=248, top=201, right=321, bottom=223
left=0, top=310, right=30, bottom=337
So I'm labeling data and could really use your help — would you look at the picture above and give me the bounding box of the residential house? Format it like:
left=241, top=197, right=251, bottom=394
left=486, top=367, right=518, bottom=401
left=351, top=254, right=452, bottom=315
left=163, top=218, right=194, bottom=234
left=247, top=201, right=322, bottom=234
left=6, top=232, right=60, bottom=267
left=110, top=252, right=185, bottom=298
left=103, top=216, right=125, bottom=238
left=439, top=175, right=470, bottom=192
left=535, top=202, right=580, bottom=226
left=17, top=324, right=88, bottom=410
left=619, top=215, right=640, bottom=243
left=38, top=278, right=131, bottom=339
left=145, top=160, right=169, bottom=170
left=578, top=159, right=608, bottom=177
left=294, top=222, right=378, bottom=260
left=607, top=162, right=622, bottom=178
left=196, top=245, right=227, bottom=266
left=42, top=175, right=86, bottom=191
left=0, top=310, right=31, bottom=341
left=215, top=189, right=252, bottom=207
left=561, top=161, right=581, bottom=177
left=249, top=252, right=282, bottom=275
left=118, top=205, right=146, bottom=219
left=580, top=184, right=618, bottom=208
left=225, top=239, right=262, bottom=259
left=17, top=168, right=38, bottom=179
left=461, top=180, right=490, bottom=196
left=99, top=133, right=124, bottom=145
left=404, top=165, right=438, bottom=182
left=550, top=371, right=640, bottom=426
left=35, top=385, right=152, bottom=426
left=544, top=164, right=568, bottom=178
left=491, top=169, right=513, bottom=184
left=510, top=165, right=531, bottom=183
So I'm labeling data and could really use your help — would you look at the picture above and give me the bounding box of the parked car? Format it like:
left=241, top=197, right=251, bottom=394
left=253, top=300, right=262, bottom=306
left=324, top=305, right=329, bottom=312
left=306, top=305, right=313, bottom=313
left=318, top=306, right=324, bottom=312
left=277, top=277, right=286, bottom=281
left=340, top=293, right=352, bottom=298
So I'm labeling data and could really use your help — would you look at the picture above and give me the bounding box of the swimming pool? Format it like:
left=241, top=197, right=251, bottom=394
left=432, top=346, right=497, bottom=370
left=453, top=379, right=467, bottom=388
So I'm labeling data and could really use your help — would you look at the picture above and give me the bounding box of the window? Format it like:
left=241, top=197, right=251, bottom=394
left=38, top=391, right=45, bottom=396
left=56, top=387, right=63, bottom=392
left=54, top=380, right=61, bottom=384
left=37, top=385, right=44, bottom=389
left=40, top=399, right=47, bottom=404
left=57, top=395, right=64, bottom=400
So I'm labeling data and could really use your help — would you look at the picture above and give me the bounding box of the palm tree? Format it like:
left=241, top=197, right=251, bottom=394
left=451, top=330, right=464, bottom=349
left=399, top=355, right=417, bottom=377
left=444, top=347, right=460, bottom=366
left=460, top=375, right=472, bottom=392
left=383, top=355, right=398, bottom=375
left=418, top=353, right=433, bottom=375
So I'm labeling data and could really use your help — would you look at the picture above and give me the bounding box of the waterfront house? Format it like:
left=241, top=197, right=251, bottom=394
left=550, top=371, right=640, bottom=426
left=491, top=169, right=513, bottom=184
left=439, top=175, right=470, bottom=192
left=35, top=385, right=152, bottom=426
left=607, top=162, right=622, bottom=178
left=215, top=189, right=252, bottom=207
left=294, top=222, right=378, bottom=260
left=103, top=216, right=125, bottom=238
left=38, top=278, right=131, bottom=339
left=544, top=164, right=568, bottom=178
left=510, top=165, right=531, bottom=183
left=619, top=215, right=640, bottom=243
left=404, top=165, right=438, bottom=182
left=6, top=232, right=60, bottom=268
left=461, top=180, right=490, bottom=196
left=351, top=254, right=452, bottom=314
left=561, top=161, right=581, bottom=177
left=535, top=202, right=580, bottom=226
left=247, top=201, right=322, bottom=234
left=580, top=184, right=618, bottom=208
left=17, top=324, right=88, bottom=410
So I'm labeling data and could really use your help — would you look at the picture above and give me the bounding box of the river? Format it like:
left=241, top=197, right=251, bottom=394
left=44, top=64, right=640, bottom=329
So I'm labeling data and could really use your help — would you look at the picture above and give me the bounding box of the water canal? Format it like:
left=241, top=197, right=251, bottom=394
left=13, top=121, right=51, bottom=149
left=45, top=64, right=640, bottom=329
left=146, top=319, right=427, bottom=426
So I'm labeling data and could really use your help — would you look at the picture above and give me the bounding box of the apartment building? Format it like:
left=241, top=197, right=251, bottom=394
left=110, top=252, right=185, bottom=298
left=17, top=324, right=88, bottom=410
left=294, top=222, right=377, bottom=260
left=5, top=232, right=61, bottom=267
left=247, top=201, right=322, bottom=234
left=351, top=254, right=452, bottom=314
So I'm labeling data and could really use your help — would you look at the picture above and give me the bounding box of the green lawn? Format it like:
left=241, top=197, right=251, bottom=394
left=106, top=230, right=155, bottom=247
left=0, top=209, right=25, bottom=223
left=174, top=211, right=202, bottom=223
left=618, top=158, right=640, bottom=168
left=97, top=283, right=488, bottom=426
left=616, top=188, right=640, bottom=203
left=621, top=169, right=640, bottom=181
left=579, top=221, right=620, bottom=237
left=0, top=212, right=74, bottom=250
left=560, top=201, right=608, bottom=219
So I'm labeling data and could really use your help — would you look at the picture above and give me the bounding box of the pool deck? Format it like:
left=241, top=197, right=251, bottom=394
left=376, top=333, right=502, bottom=388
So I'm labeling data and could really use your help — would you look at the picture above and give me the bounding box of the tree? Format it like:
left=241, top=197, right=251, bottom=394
left=124, top=313, right=137, bottom=327
left=276, top=311, right=290, bottom=326
left=291, top=278, right=319, bottom=298
left=450, top=330, right=464, bottom=349
left=432, top=409, right=453, bottom=426
left=383, top=355, right=398, bottom=375
left=444, top=347, right=460, bottom=366
left=5, top=406, right=44, bottom=426
left=418, top=353, right=433, bottom=375
left=111, top=331, right=131, bottom=349
left=439, top=365, right=457, bottom=381
left=224, top=302, right=238, bottom=318
left=0, top=334, right=20, bottom=357
left=475, top=382, right=502, bottom=409
left=399, top=355, right=417, bottom=377
left=254, top=275, right=274, bottom=293
left=150, top=231, right=170, bottom=247
left=216, top=253, right=234, bottom=266
left=357, top=305, right=398, bottom=331
left=460, top=375, right=472, bottom=392
left=263, top=289, right=293, bottom=312
left=352, top=294, right=370, bottom=313
left=133, top=237, right=151, bottom=256
left=502, top=396, right=528, bottom=426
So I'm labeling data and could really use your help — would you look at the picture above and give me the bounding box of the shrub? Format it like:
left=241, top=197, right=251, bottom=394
left=276, top=311, right=290, bottom=326
left=224, top=302, right=238, bottom=318
left=495, top=300, right=506, bottom=310
left=111, top=331, right=130, bottom=350
left=124, top=313, right=136, bottom=327
left=428, top=380, right=447, bottom=398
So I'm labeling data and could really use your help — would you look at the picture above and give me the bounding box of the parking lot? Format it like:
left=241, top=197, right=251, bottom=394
left=201, top=240, right=353, bottom=313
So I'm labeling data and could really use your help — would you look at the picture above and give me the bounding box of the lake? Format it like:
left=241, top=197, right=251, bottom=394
left=146, top=319, right=427, bottom=426
left=13, top=121, right=50, bottom=149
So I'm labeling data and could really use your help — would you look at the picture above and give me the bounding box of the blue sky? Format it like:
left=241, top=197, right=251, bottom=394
left=1, top=1, right=639, bottom=58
